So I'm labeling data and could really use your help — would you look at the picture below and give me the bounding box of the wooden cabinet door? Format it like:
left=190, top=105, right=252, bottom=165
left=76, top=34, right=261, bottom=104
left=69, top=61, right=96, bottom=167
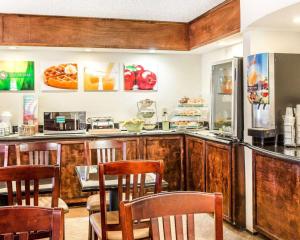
left=142, top=136, right=184, bottom=191
left=60, top=137, right=140, bottom=203
left=185, top=136, right=205, bottom=191
left=60, top=141, right=89, bottom=203
left=205, top=141, right=232, bottom=221
left=124, top=138, right=142, bottom=160
left=254, top=152, right=300, bottom=239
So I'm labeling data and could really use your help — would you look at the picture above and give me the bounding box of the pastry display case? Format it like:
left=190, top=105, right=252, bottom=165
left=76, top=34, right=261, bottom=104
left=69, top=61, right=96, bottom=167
left=170, top=97, right=208, bottom=129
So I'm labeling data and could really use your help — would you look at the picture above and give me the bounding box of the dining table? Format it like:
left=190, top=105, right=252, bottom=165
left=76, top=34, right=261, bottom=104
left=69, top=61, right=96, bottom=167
left=75, top=165, right=168, bottom=210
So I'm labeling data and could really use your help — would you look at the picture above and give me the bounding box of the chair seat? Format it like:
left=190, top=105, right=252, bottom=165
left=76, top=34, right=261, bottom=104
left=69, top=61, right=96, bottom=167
left=86, top=192, right=111, bottom=212
left=22, top=197, right=69, bottom=213
left=90, top=212, right=149, bottom=240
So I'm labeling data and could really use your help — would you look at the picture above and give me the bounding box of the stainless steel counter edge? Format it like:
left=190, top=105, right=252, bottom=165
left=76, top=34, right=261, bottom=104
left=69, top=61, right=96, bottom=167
left=242, top=142, right=300, bottom=163
left=0, top=130, right=233, bottom=145
left=2, top=130, right=300, bottom=162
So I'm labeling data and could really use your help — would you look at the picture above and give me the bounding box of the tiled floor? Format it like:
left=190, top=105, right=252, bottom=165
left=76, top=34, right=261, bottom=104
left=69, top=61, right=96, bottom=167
left=64, top=207, right=267, bottom=240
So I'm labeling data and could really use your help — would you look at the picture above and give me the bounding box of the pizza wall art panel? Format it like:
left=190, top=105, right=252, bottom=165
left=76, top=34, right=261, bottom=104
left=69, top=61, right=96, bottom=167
left=123, top=64, right=158, bottom=91
left=42, top=63, right=78, bottom=91
left=84, top=62, right=119, bottom=91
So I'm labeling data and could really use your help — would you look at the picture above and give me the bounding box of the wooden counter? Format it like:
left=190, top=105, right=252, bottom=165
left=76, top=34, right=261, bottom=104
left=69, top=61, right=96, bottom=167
left=252, top=148, right=300, bottom=240
left=185, top=135, right=245, bottom=227
left=0, top=131, right=245, bottom=227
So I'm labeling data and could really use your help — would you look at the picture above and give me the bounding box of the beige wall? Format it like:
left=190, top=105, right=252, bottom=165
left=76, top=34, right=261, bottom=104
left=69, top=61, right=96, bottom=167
left=199, top=43, right=243, bottom=107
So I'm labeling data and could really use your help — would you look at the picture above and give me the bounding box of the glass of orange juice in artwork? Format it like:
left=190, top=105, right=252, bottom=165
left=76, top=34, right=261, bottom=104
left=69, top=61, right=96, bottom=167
left=102, top=76, right=115, bottom=91
left=85, top=72, right=99, bottom=91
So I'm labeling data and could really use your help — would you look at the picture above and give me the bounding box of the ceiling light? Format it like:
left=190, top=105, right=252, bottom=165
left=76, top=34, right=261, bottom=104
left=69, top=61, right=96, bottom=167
left=293, top=16, right=300, bottom=24
left=217, top=41, right=227, bottom=46
left=148, top=48, right=156, bottom=53
left=8, top=46, right=17, bottom=50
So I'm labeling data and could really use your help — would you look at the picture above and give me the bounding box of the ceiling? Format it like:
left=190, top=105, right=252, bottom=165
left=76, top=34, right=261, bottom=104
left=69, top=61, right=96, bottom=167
left=0, top=0, right=225, bottom=23
left=251, top=2, right=300, bottom=31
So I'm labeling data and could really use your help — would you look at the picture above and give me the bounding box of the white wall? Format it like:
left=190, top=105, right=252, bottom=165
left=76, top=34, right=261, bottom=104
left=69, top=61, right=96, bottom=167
left=240, top=0, right=300, bottom=30
left=0, top=49, right=203, bottom=125
left=199, top=43, right=243, bottom=105
left=248, top=30, right=300, bottom=53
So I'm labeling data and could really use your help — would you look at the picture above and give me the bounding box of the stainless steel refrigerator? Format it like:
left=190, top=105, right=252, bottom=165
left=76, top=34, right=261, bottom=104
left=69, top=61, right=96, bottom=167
left=210, top=57, right=243, bottom=140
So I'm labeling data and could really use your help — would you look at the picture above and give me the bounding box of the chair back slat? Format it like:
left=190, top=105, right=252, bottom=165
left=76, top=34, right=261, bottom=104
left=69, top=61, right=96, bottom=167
left=16, top=181, right=22, bottom=205
left=34, top=179, right=39, bottom=206
left=162, top=216, right=172, bottom=240
left=120, top=192, right=224, bottom=240
left=0, top=144, right=9, bottom=167
left=151, top=218, right=160, bottom=240
left=132, top=174, right=138, bottom=199
left=112, top=148, right=116, bottom=162
left=6, top=181, right=13, bottom=205
left=86, top=140, right=126, bottom=165
left=140, top=174, right=146, bottom=197
left=125, top=174, right=131, bottom=200
left=187, top=213, right=195, bottom=240
left=99, top=160, right=164, bottom=240
left=25, top=180, right=30, bottom=205
left=0, top=165, right=60, bottom=208
left=16, top=143, right=61, bottom=166
left=0, top=206, right=64, bottom=239
left=174, top=215, right=184, bottom=240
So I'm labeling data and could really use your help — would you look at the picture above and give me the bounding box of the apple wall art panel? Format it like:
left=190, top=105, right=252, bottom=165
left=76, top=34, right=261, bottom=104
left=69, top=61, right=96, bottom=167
left=84, top=62, right=120, bottom=91
left=123, top=64, right=158, bottom=91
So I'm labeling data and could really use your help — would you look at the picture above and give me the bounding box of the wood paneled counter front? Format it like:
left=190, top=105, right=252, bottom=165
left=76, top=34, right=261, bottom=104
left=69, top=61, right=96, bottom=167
left=0, top=130, right=245, bottom=227
left=251, top=146, right=300, bottom=240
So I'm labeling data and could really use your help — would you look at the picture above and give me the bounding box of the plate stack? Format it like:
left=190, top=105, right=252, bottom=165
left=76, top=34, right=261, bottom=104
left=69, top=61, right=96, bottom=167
left=296, top=105, right=300, bottom=145
left=284, top=107, right=296, bottom=146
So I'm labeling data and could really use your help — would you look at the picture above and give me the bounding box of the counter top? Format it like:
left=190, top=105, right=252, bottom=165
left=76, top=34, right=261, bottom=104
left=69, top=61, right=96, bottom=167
left=244, top=143, right=300, bottom=163
left=0, top=129, right=234, bottom=144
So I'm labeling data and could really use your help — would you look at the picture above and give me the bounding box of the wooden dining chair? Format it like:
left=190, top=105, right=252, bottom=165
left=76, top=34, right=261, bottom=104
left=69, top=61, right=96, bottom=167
left=15, top=142, right=61, bottom=166
left=0, top=165, right=67, bottom=239
left=90, top=160, right=164, bottom=240
left=0, top=206, right=64, bottom=240
left=14, top=142, right=68, bottom=213
left=85, top=140, right=127, bottom=240
left=0, top=144, right=8, bottom=167
left=85, top=140, right=127, bottom=165
left=120, top=191, right=224, bottom=240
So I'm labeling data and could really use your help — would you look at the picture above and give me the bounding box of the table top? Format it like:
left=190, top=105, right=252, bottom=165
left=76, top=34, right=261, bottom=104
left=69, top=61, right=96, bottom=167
left=75, top=165, right=168, bottom=192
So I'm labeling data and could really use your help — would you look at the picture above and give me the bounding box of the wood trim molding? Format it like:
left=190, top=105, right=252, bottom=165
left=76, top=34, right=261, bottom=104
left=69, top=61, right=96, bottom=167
left=0, top=0, right=240, bottom=51
left=0, top=14, right=189, bottom=50
left=189, top=0, right=241, bottom=49
left=0, top=15, right=3, bottom=43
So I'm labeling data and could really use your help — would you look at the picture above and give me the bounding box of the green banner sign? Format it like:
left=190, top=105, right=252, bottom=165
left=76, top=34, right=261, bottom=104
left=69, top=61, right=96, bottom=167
left=0, top=61, right=34, bottom=91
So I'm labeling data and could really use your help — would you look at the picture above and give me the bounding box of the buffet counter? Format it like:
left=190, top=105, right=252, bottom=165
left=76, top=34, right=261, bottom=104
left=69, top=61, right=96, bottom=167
left=249, top=143, right=300, bottom=240
left=0, top=129, right=233, bottom=144
left=0, top=129, right=245, bottom=227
